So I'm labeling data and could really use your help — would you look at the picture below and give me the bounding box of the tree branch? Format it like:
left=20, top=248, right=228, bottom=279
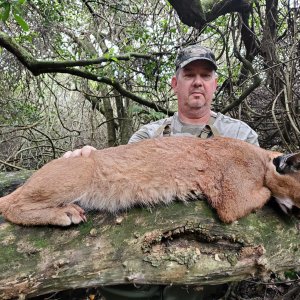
left=221, top=49, right=261, bottom=114
left=0, top=31, right=172, bottom=115
left=168, top=0, right=254, bottom=30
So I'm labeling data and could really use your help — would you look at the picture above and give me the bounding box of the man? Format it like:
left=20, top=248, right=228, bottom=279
left=128, top=45, right=258, bottom=145
left=63, top=45, right=258, bottom=299
left=63, top=44, right=258, bottom=160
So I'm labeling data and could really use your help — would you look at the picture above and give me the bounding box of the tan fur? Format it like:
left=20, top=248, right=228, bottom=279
left=0, top=136, right=300, bottom=226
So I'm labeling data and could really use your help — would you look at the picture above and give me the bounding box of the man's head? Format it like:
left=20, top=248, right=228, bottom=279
left=172, top=45, right=218, bottom=121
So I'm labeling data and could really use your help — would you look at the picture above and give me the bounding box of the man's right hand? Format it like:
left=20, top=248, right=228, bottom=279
left=62, top=145, right=97, bottom=158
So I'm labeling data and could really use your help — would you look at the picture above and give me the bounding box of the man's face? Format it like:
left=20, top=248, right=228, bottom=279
left=171, top=60, right=217, bottom=118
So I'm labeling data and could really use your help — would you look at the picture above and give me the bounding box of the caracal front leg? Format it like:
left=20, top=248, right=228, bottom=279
left=216, top=187, right=271, bottom=223
left=3, top=203, right=87, bottom=226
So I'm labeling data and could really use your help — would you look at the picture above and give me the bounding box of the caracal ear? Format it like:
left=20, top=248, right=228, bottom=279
left=273, top=153, right=300, bottom=174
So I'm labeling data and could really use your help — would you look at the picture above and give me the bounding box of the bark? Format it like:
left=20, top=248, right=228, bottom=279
left=0, top=171, right=299, bottom=299
left=115, top=94, right=133, bottom=145
left=102, top=98, right=117, bottom=147
left=261, top=0, right=281, bottom=93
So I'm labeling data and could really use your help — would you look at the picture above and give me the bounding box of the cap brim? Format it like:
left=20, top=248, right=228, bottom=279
left=179, top=57, right=217, bottom=70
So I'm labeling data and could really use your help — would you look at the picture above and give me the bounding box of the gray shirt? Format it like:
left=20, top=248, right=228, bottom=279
left=128, top=111, right=259, bottom=146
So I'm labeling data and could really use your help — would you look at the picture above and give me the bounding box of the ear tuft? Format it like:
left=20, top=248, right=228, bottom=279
left=273, top=153, right=300, bottom=174
left=273, top=156, right=284, bottom=174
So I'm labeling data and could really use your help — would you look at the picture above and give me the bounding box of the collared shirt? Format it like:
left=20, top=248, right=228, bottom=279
left=128, top=111, right=259, bottom=146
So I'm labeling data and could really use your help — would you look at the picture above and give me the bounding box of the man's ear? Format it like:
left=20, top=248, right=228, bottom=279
left=214, top=77, right=218, bottom=90
left=171, top=76, right=177, bottom=93
left=273, top=153, right=300, bottom=174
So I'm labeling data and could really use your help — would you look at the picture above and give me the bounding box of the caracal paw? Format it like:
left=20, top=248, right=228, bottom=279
left=57, top=204, right=87, bottom=226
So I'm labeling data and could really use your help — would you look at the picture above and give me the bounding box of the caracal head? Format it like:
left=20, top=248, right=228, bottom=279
left=272, top=152, right=300, bottom=214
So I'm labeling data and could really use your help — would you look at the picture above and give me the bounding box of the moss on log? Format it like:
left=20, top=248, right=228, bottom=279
left=0, top=170, right=33, bottom=196
left=0, top=171, right=299, bottom=299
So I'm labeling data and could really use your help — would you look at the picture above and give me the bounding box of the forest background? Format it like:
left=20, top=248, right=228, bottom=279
left=0, top=0, right=299, bottom=171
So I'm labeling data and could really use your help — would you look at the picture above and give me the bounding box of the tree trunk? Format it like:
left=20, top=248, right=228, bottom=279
left=115, top=95, right=133, bottom=145
left=261, top=0, right=281, bottom=93
left=102, top=98, right=117, bottom=147
left=0, top=171, right=299, bottom=299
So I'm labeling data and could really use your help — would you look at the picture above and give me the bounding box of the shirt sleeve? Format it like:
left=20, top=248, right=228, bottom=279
left=234, top=121, right=259, bottom=146
left=128, top=126, right=151, bottom=144
left=214, top=113, right=260, bottom=146
left=245, top=129, right=259, bottom=146
left=128, top=118, right=168, bottom=144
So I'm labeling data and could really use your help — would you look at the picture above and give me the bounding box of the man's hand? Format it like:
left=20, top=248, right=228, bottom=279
left=62, top=145, right=97, bottom=158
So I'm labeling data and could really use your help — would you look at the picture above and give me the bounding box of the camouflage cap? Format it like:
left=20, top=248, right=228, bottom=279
left=175, top=45, right=217, bottom=70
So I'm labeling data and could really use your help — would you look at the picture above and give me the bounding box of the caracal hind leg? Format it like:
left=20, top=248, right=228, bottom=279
left=3, top=203, right=86, bottom=226
left=216, top=187, right=271, bottom=223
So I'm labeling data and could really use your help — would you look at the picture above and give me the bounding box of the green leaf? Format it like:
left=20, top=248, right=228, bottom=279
left=0, top=3, right=10, bottom=22
left=284, top=270, right=298, bottom=280
left=13, top=13, right=29, bottom=31
left=103, top=53, right=110, bottom=60
left=128, top=105, right=143, bottom=114
left=12, top=3, right=21, bottom=15
left=18, top=0, right=26, bottom=4
left=111, top=56, right=119, bottom=62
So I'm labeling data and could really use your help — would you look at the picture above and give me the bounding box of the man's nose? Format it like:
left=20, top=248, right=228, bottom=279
left=193, top=75, right=203, bottom=86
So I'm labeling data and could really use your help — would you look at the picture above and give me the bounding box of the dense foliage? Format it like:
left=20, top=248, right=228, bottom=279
left=0, top=0, right=299, bottom=170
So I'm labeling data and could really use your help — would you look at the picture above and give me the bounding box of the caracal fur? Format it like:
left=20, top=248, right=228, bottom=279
left=0, top=136, right=300, bottom=226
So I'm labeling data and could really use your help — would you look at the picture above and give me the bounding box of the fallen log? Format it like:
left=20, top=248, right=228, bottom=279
left=0, top=171, right=299, bottom=299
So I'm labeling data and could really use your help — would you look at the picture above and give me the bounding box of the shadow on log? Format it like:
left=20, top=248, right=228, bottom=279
left=0, top=171, right=299, bottom=299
